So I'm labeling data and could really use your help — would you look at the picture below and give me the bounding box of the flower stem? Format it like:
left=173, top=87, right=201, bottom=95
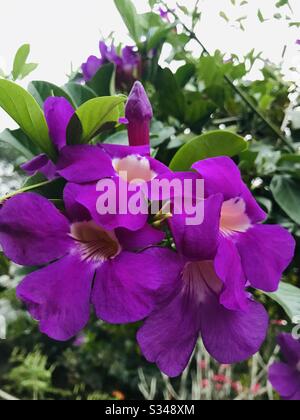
left=0, top=179, right=54, bottom=204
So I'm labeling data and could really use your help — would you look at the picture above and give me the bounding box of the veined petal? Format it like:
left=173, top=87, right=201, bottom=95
left=92, top=248, right=183, bottom=324
left=0, top=193, right=71, bottom=266
left=237, top=224, right=295, bottom=292
left=16, top=254, right=94, bottom=341
left=269, top=362, right=300, bottom=398
left=170, top=194, right=223, bottom=261
left=57, top=145, right=115, bottom=183
left=201, top=294, right=268, bottom=364
left=215, top=237, right=248, bottom=311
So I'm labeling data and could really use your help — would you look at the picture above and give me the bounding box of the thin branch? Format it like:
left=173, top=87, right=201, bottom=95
left=0, top=179, right=55, bottom=204
left=162, top=3, right=295, bottom=153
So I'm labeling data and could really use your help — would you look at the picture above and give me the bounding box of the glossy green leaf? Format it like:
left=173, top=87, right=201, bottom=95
left=169, top=130, right=248, bottom=171
left=270, top=175, right=300, bottom=225
left=68, top=95, right=126, bottom=144
left=0, top=128, right=38, bottom=159
left=63, top=82, right=96, bottom=107
left=87, top=63, right=115, bottom=97
left=266, top=283, right=300, bottom=323
left=0, top=80, right=56, bottom=159
left=28, top=81, right=74, bottom=108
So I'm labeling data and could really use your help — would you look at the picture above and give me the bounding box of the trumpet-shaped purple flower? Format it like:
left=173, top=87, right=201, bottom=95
left=269, top=334, right=300, bottom=400
left=57, top=143, right=172, bottom=231
left=125, top=81, right=153, bottom=147
left=137, top=157, right=295, bottom=377
left=82, top=41, right=141, bottom=90
left=0, top=192, right=181, bottom=341
left=21, top=97, right=75, bottom=180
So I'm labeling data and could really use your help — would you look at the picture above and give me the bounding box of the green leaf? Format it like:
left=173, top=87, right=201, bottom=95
left=266, top=283, right=300, bottom=323
left=12, top=44, right=30, bottom=80
left=169, top=130, right=248, bottom=171
left=270, top=175, right=300, bottom=225
left=12, top=44, right=38, bottom=81
left=175, top=63, right=196, bottom=88
left=114, top=0, right=143, bottom=43
left=20, top=63, right=38, bottom=79
left=184, top=92, right=216, bottom=132
left=87, top=63, right=115, bottom=97
left=68, top=96, right=126, bottom=144
left=63, top=82, right=96, bottom=107
left=257, top=9, right=265, bottom=22
left=155, top=67, right=185, bottom=120
left=219, top=11, right=229, bottom=22
left=0, top=79, right=56, bottom=159
left=0, top=128, right=37, bottom=159
left=28, top=80, right=74, bottom=108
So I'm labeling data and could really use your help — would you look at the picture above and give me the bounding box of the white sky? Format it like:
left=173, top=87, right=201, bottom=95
left=0, top=0, right=299, bottom=131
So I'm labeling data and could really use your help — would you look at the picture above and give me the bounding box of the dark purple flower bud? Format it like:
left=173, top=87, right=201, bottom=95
left=82, top=55, right=103, bottom=81
left=125, top=81, right=153, bottom=147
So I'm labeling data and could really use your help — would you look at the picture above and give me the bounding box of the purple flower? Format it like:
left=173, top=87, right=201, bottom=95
left=125, top=81, right=153, bottom=147
left=82, top=41, right=141, bottom=90
left=159, top=7, right=171, bottom=22
left=56, top=143, right=172, bottom=231
left=269, top=334, right=300, bottom=400
left=296, top=39, right=300, bottom=46
left=137, top=157, right=295, bottom=377
left=21, top=97, right=75, bottom=180
left=0, top=192, right=181, bottom=341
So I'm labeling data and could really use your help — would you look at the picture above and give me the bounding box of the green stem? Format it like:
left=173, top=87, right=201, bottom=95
left=163, top=3, right=295, bottom=153
left=0, top=179, right=54, bottom=203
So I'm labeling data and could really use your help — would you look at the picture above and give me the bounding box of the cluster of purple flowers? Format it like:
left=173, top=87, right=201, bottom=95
left=82, top=41, right=141, bottom=91
left=0, top=82, right=295, bottom=378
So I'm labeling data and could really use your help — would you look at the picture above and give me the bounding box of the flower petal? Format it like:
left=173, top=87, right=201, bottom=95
left=137, top=288, right=200, bottom=377
left=214, top=237, right=248, bottom=311
left=193, top=156, right=266, bottom=222
left=0, top=193, right=71, bottom=266
left=63, top=183, right=91, bottom=222
left=200, top=295, right=268, bottom=364
left=237, top=224, right=296, bottom=292
left=82, top=55, right=103, bottom=81
left=16, top=254, right=94, bottom=341
left=169, top=194, right=223, bottom=261
left=193, top=156, right=242, bottom=200
left=21, top=154, right=57, bottom=180
left=277, top=333, right=300, bottom=367
left=75, top=178, right=148, bottom=231
left=116, top=225, right=165, bottom=251
left=100, top=143, right=150, bottom=158
left=44, top=97, right=74, bottom=151
left=57, top=145, right=115, bottom=183
left=269, top=362, right=300, bottom=398
left=92, top=248, right=182, bottom=324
